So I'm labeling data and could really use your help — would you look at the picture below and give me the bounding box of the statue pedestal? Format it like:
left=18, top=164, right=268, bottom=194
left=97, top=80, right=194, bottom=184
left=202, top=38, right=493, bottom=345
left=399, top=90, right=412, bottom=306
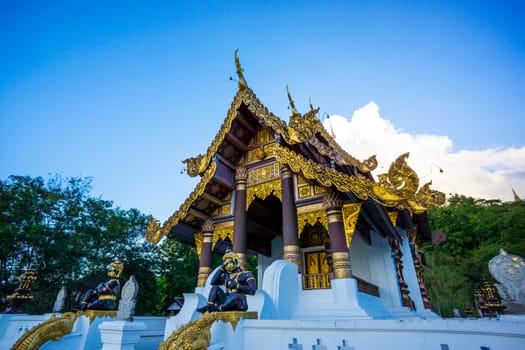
left=99, top=320, right=146, bottom=350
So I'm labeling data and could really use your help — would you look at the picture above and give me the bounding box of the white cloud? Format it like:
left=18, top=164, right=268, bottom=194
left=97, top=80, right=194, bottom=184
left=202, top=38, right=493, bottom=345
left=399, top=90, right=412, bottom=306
left=324, top=102, right=525, bottom=202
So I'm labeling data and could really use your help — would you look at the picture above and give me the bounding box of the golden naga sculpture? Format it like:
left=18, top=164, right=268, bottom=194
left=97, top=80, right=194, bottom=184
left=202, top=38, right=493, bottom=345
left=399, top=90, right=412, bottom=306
left=159, top=311, right=257, bottom=350
left=370, top=153, right=446, bottom=212
left=11, top=311, right=115, bottom=350
left=372, top=153, right=419, bottom=206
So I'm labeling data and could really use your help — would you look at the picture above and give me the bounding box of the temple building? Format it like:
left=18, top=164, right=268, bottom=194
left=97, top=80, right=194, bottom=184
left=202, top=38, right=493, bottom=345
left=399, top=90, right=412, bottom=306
left=3, top=53, right=524, bottom=350
left=146, top=52, right=446, bottom=322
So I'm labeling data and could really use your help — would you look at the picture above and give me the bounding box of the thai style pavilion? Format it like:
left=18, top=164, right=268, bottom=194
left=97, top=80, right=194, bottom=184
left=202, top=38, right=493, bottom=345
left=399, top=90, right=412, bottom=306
left=5, top=54, right=523, bottom=350
left=145, top=52, right=445, bottom=317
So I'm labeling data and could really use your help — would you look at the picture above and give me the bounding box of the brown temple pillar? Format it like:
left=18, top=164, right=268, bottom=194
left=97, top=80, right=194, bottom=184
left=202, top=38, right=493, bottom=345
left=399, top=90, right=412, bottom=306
left=233, top=165, right=248, bottom=268
left=197, top=218, right=214, bottom=287
left=281, top=165, right=301, bottom=267
left=323, top=192, right=352, bottom=279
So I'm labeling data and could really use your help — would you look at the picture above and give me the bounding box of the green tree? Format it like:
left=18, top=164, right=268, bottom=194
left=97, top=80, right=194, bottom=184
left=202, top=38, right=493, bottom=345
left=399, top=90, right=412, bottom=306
left=156, top=238, right=199, bottom=314
left=422, top=194, right=525, bottom=317
left=0, top=175, right=160, bottom=314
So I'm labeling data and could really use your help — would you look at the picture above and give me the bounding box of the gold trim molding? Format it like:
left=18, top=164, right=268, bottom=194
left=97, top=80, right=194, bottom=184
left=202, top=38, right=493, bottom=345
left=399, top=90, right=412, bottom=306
left=342, top=203, right=362, bottom=248
left=273, top=144, right=445, bottom=214
left=246, top=179, right=282, bottom=209
left=182, top=78, right=376, bottom=179
left=194, top=233, right=203, bottom=258
left=146, top=162, right=217, bottom=244
left=297, top=209, right=328, bottom=237
left=213, top=222, right=234, bottom=249
left=387, top=211, right=398, bottom=227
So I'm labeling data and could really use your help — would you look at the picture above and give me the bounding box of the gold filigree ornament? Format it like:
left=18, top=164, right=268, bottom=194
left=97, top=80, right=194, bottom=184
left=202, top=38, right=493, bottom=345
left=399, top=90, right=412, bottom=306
left=297, top=209, right=328, bottom=237
left=159, top=311, right=257, bottom=350
left=273, top=144, right=370, bottom=199
left=11, top=311, right=115, bottom=350
left=146, top=162, right=217, bottom=244
left=246, top=179, right=282, bottom=209
left=273, top=145, right=445, bottom=213
left=387, top=211, right=399, bottom=227
left=183, top=52, right=376, bottom=178
left=194, top=232, right=203, bottom=257
left=213, top=223, right=234, bottom=249
left=369, top=153, right=446, bottom=213
left=342, top=203, right=362, bottom=248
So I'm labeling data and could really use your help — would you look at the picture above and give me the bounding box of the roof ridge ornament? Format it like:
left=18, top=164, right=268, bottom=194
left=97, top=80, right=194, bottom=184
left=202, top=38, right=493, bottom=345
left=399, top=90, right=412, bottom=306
left=286, top=85, right=300, bottom=116
left=234, top=49, right=248, bottom=90
left=309, top=98, right=315, bottom=112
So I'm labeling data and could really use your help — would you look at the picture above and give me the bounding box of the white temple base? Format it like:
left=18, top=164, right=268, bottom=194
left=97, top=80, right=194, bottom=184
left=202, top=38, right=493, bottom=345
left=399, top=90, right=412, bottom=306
left=293, top=278, right=372, bottom=320
left=99, top=320, right=146, bottom=350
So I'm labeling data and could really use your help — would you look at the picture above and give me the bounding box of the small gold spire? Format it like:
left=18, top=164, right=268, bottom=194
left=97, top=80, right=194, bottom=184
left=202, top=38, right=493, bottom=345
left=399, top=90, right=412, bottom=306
left=234, top=49, right=248, bottom=90
left=286, top=85, right=299, bottom=116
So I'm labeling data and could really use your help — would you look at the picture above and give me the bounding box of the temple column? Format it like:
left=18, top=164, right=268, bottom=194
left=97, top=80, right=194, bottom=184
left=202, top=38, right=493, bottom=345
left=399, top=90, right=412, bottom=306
left=281, top=165, right=300, bottom=267
left=197, top=219, right=214, bottom=287
left=323, top=192, right=352, bottom=279
left=233, top=165, right=248, bottom=268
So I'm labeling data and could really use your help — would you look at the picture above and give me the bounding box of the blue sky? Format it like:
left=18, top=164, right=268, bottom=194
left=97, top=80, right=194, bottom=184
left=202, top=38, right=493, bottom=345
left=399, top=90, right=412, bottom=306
left=1, top=1, right=524, bottom=221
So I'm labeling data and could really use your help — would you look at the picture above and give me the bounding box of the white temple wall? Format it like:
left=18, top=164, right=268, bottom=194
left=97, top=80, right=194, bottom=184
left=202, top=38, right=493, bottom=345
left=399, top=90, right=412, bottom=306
left=350, top=230, right=402, bottom=310
left=369, top=231, right=403, bottom=309
left=349, top=231, right=372, bottom=281
left=239, top=318, right=525, bottom=350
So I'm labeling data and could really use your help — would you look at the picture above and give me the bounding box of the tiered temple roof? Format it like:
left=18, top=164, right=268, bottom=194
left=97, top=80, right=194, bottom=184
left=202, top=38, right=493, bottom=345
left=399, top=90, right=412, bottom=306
left=145, top=52, right=445, bottom=254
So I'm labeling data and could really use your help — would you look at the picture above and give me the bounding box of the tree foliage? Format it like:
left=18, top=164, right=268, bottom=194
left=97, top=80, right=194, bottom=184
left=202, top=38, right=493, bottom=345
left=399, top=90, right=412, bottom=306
left=156, top=238, right=199, bottom=314
left=422, top=195, right=525, bottom=317
left=0, top=175, right=159, bottom=314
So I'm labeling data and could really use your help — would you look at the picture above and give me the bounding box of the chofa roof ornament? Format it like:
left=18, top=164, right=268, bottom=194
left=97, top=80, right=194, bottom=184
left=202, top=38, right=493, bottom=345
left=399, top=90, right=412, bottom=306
left=234, top=49, right=248, bottom=90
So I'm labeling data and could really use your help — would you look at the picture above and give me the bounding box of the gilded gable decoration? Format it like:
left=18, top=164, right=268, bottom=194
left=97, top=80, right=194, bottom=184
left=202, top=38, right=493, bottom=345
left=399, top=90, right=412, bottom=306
left=213, top=221, right=234, bottom=249
left=148, top=53, right=445, bottom=247
left=273, top=144, right=445, bottom=214
left=387, top=212, right=398, bottom=227
left=296, top=175, right=326, bottom=200
left=246, top=179, right=282, bottom=209
left=273, top=143, right=370, bottom=198
left=342, top=203, right=362, bottom=247
left=309, top=136, right=378, bottom=173
left=182, top=83, right=376, bottom=179
left=146, top=161, right=217, bottom=244
left=194, top=232, right=203, bottom=257
left=297, top=203, right=329, bottom=237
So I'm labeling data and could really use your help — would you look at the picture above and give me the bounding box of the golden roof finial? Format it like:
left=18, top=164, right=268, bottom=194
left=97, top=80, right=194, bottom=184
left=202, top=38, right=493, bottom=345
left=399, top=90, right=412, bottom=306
left=234, top=49, right=248, bottom=90
left=309, top=98, right=315, bottom=111
left=286, top=85, right=299, bottom=116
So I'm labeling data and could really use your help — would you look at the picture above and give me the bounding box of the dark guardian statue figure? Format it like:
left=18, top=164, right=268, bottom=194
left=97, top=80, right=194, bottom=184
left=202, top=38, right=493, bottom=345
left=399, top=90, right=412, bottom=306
left=77, top=259, right=123, bottom=311
left=198, top=250, right=256, bottom=312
